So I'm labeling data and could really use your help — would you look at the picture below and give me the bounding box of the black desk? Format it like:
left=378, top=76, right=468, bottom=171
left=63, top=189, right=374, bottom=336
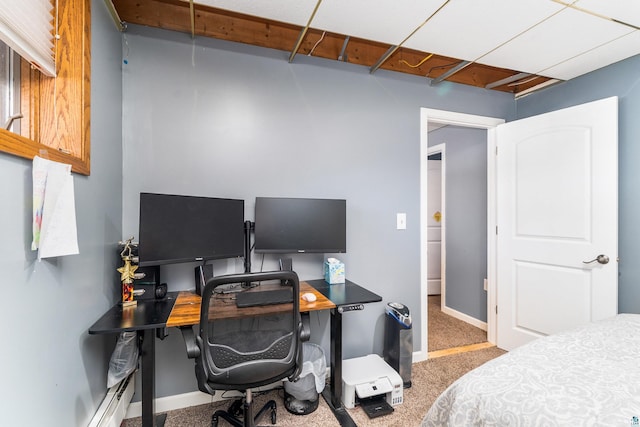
left=306, top=279, right=383, bottom=426
left=89, top=294, right=179, bottom=427
left=89, top=280, right=381, bottom=427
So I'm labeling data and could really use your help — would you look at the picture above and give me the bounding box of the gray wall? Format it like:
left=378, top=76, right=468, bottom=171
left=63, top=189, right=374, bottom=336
left=0, top=1, right=122, bottom=426
left=429, top=126, right=488, bottom=322
left=120, top=25, right=514, bottom=399
left=515, top=54, right=640, bottom=315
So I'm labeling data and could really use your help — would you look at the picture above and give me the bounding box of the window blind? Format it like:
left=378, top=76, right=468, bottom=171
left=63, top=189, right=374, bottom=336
left=0, top=0, right=56, bottom=76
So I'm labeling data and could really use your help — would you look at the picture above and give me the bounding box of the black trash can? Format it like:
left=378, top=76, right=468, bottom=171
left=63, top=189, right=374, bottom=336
left=383, top=302, right=412, bottom=388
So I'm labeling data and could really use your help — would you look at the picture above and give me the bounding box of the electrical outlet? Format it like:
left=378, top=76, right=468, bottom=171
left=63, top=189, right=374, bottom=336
left=396, top=213, right=406, bottom=230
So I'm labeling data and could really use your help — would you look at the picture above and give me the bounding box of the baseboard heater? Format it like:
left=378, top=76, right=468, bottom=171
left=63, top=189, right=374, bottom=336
left=88, top=374, right=135, bottom=427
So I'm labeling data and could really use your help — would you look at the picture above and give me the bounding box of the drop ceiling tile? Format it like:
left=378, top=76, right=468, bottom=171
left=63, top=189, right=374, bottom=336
left=404, top=0, right=563, bottom=61
left=311, top=0, right=444, bottom=45
left=196, top=0, right=319, bottom=26
left=575, top=0, right=640, bottom=28
left=480, top=8, right=632, bottom=78
left=540, top=30, right=640, bottom=80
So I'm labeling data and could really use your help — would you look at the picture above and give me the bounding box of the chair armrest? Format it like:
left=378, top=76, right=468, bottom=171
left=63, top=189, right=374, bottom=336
left=179, top=326, right=201, bottom=359
left=300, top=312, right=311, bottom=342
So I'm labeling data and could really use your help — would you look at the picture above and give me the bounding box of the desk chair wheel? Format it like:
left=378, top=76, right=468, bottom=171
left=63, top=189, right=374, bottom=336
left=210, top=398, right=277, bottom=427
left=229, top=399, right=243, bottom=417
left=270, top=405, right=277, bottom=424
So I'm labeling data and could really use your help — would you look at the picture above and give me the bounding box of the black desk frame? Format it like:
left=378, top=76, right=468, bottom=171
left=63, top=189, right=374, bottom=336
left=306, top=279, right=382, bottom=426
left=89, top=295, right=177, bottom=427
left=89, top=280, right=381, bottom=427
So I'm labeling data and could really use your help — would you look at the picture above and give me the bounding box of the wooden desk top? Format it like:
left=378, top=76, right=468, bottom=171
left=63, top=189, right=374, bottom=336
left=166, top=281, right=335, bottom=328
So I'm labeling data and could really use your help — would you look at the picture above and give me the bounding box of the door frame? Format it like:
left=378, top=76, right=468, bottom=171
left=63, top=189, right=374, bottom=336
left=418, top=108, right=504, bottom=361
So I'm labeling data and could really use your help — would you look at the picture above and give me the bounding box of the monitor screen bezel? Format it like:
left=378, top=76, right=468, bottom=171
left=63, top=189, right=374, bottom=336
left=254, top=196, right=347, bottom=254
left=137, top=192, right=245, bottom=267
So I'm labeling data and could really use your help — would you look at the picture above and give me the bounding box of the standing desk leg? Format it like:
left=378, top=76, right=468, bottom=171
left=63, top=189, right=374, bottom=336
left=140, top=329, right=166, bottom=427
left=321, top=308, right=356, bottom=427
left=329, top=307, right=342, bottom=408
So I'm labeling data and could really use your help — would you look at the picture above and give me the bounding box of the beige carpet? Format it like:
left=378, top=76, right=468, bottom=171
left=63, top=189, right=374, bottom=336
left=121, top=347, right=505, bottom=427
left=122, top=297, right=502, bottom=426
left=428, top=295, right=487, bottom=352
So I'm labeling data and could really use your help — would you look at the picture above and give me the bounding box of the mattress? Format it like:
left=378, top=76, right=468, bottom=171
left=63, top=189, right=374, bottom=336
left=422, top=314, right=640, bottom=426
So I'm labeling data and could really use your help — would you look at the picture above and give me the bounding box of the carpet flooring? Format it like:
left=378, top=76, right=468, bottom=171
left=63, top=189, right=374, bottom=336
left=121, top=347, right=505, bottom=427
left=122, top=297, right=504, bottom=426
left=428, top=295, right=487, bottom=352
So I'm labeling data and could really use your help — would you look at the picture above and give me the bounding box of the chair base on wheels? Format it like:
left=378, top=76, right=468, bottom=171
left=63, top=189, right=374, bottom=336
left=211, top=390, right=277, bottom=427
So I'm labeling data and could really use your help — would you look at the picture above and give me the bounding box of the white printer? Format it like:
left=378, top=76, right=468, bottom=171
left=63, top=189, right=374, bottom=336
left=341, top=354, right=403, bottom=409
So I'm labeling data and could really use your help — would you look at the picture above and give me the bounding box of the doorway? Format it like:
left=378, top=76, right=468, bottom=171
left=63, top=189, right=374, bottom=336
left=426, top=128, right=490, bottom=355
left=418, top=98, right=618, bottom=360
left=417, top=108, right=504, bottom=362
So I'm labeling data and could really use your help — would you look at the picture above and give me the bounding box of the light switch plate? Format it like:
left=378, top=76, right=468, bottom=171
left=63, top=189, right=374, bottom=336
left=397, top=213, right=406, bottom=230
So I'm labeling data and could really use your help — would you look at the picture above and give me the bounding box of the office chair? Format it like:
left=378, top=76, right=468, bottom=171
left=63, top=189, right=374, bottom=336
left=183, top=271, right=303, bottom=427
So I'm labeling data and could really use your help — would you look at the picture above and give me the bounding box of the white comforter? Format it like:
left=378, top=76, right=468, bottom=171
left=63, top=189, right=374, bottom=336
left=423, top=314, right=640, bottom=426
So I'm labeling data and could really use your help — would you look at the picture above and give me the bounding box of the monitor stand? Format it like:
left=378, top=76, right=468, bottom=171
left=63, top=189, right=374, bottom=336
left=279, top=258, right=293, bottom=285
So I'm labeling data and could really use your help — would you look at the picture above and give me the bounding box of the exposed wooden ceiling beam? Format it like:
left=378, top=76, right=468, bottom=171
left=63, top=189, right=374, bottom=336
left=111, top=0, right=551, bottom=95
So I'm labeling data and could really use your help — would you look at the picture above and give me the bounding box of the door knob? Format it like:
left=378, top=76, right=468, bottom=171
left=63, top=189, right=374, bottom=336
left=583, top=254, right=609, bottom=265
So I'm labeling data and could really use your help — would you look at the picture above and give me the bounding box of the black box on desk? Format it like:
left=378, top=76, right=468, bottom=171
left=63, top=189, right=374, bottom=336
left=134, top=266, right=160, bottom=300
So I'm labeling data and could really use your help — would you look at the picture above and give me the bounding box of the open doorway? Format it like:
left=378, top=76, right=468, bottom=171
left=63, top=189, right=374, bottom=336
left=426, top=129, right=489, bottom=355
left=416, top=108, right=505, bottom=362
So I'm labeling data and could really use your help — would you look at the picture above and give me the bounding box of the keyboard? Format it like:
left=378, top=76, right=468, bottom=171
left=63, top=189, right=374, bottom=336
left=235, top=288, right=293, bottom=308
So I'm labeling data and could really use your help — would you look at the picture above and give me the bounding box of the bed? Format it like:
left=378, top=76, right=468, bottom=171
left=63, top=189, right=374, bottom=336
left=422, top=314, right=640, bottom=426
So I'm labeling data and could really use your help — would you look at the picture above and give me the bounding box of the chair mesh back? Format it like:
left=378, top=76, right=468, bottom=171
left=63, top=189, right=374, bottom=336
left=208, top=315, right=294, bottom=368
left=196, top=271, right=302, bottom=392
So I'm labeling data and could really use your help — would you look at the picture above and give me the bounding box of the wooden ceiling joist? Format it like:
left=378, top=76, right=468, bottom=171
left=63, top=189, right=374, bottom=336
left=111, top=0, right=552, bottom=95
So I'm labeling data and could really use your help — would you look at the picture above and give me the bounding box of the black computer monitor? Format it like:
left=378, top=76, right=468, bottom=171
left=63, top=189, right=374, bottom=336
left=138, top=192, right=245, bottom=267
left=254, top=197, right=346, bottom=254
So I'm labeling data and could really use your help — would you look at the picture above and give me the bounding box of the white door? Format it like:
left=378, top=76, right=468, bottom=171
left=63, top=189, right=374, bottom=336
left=496, top=96, right=618, bottom=351
left=427, top=147, right=444, bottom=295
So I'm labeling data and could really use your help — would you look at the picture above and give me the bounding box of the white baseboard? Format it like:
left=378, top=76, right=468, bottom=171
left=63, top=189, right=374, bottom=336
left=124, top=382, right=283, bottom=419
left=412, top=349, right=427, bottom=363
left=125, top=391, right=215, bottom=419
left=441, top=305, right=487, bottom=331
